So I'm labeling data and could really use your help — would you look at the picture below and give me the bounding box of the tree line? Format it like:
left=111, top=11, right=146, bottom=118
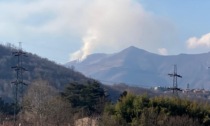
left=0, top=79, right=107, bottom=125
left=101, top=92, right=209, bottom=126
left=0, top=80, right=210, bottom=126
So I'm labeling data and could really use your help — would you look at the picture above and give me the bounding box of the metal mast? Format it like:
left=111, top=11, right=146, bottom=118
left=168, top=65, right=182, bottom=96
left=11, top=42, right=27, bottom=125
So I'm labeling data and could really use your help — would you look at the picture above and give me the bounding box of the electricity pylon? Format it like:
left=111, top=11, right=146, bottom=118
left=168, top=65, right=182, bottom=96
left=11, top=42, right=27, bottom=126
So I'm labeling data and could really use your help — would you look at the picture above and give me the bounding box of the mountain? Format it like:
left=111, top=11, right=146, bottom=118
left=65, top=46, right=210, bottom=89
left=0, top=44, right=93, bottom=100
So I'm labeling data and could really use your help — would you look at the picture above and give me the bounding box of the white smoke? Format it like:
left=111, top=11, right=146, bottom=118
left=70, top=0, right=175, bottom=61
left=0, top=0, right=175, bottom=61
left=71, top=28, right=99, bottom=61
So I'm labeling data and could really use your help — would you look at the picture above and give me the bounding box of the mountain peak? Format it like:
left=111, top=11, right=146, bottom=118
left=120, top=46, right=149, bottom=55
left=126, top=46, right=140, bottom=50
left=65, top=45, right=210, bottom=88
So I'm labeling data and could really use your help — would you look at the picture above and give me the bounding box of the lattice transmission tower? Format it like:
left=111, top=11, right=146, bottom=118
left=168, top=64, right=182, bottom=96
left=11, top=42, right=27, bottom=125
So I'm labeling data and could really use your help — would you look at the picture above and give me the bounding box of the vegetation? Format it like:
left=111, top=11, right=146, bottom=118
left=0, top=43, right=91, bottom=101
left=1, top=43, right=210, bottom=125
left=104, top=83, right=159, bottom=102
left=0, top=97, right=14, bottom=123
left=0, top=79, right=210, bottom=125
left=100, top=92, right=210, bottom=126
left=21, top=80, right=73, bottom=125
left=62, top=80, right=108, bottom=116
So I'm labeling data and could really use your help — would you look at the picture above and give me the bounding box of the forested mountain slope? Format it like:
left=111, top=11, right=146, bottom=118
left=0, top=44, right=91, bottom=100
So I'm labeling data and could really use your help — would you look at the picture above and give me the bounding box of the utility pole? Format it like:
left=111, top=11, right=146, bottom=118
left=11, top=42, right=27, bottom=126
left=168, top=65, right=182, bottom=96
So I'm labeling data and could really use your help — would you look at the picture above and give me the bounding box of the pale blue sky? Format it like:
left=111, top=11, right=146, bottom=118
left=0, top=0, right=210, bottom=63
left=140, top=0, right=210, bottom=53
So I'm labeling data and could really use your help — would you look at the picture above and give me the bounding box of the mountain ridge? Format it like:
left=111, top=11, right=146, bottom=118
left=66, top=46, right=210, bottom=89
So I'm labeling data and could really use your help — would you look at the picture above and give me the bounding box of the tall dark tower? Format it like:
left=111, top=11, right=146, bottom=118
left=168, top=65, right=182, bottom=96
left=11, top=42, right=27, bottom=125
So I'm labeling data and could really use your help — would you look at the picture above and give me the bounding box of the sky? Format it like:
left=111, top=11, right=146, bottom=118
left=0, top=0, right=210, bottom=63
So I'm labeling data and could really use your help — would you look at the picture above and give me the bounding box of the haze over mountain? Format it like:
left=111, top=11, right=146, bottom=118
left=66, top=46, right=210, bottom=89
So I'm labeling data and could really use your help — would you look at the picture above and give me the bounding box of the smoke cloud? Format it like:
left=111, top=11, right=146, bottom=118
left=0, top=0, right=175, bottom=61
left=70, top=0, right=175, bottom=61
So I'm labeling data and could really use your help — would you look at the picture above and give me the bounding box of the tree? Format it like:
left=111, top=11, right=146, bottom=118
left=21, top=80, right=73, bottom=126
left=0, top=97, right=14, bottom=123
left=62, top=80, right=107, bottom=116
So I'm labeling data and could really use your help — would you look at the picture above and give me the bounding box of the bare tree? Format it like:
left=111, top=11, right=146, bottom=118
left=20, top=80, right=73, bottom=126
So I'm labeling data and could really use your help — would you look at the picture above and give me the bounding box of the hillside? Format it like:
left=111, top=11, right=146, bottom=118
left=0, top=44, right=91, bottom=100
left=66, top=46, right=210, bottom=89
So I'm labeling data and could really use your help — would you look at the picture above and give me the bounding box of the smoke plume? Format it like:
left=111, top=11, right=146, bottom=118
left=70, top=0, right=175, bottom=61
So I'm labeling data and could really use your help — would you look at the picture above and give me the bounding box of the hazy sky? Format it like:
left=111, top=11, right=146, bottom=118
left=0, top=0, right=210, bottom=63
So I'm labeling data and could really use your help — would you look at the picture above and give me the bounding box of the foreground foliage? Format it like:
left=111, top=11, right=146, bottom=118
left=101, top=93, right=210, bottom=126
left=21, top=80, right=73, bottom=125
left=1, top=80, right=210, bottom=126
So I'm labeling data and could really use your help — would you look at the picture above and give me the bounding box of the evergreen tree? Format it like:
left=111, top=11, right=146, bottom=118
left=62, top=80, right=108, bottom=116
